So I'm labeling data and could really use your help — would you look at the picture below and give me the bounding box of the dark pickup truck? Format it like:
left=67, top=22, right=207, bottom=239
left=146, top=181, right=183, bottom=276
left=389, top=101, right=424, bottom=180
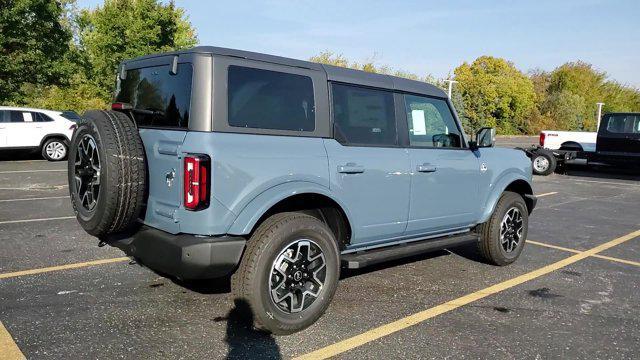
left=590, top=112, right=640, bottom=167
left=524, top=112, right=640, bottom=174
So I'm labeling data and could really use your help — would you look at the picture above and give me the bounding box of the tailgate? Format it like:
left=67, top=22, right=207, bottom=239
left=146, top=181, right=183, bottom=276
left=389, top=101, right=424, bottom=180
left=139, top=129, right=187, bottom=234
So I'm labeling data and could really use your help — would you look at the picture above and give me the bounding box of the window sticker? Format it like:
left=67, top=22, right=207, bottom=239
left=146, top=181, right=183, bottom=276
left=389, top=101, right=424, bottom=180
left=411, top=110, right=427, bottom=135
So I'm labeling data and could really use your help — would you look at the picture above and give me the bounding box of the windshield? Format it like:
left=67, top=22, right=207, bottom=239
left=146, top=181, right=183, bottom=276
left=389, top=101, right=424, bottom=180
left=114, top=63, right=193, bottom=129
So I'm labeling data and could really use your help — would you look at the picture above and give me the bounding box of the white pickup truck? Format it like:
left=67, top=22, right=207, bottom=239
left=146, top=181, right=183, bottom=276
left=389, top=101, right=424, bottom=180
left=539, top=130, right=597, bottom=152
left=519, top=130, right=597, bottom=176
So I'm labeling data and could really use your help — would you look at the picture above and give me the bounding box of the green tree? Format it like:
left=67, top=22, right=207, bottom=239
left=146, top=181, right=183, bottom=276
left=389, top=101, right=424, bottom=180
left=541, top=90, right=587, bottom=131
left=547, top=61, right=605, bottom=130
left=454, top=56, right=536, bottom=134
left=0, top=0, right=73, bottom=103
left=540, top=61, right=640, bottom=131
left=77, top=0, right=197, bottom=100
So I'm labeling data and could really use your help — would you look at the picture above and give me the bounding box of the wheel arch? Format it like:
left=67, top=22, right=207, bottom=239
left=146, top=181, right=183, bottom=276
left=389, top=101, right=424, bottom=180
left=40, top=133, right=70, bottom=148
left=227, top=182, right=354, bottom=250
left=559, top=141, right=583, bottom=151
left=479, top=175, right=534, bottom=224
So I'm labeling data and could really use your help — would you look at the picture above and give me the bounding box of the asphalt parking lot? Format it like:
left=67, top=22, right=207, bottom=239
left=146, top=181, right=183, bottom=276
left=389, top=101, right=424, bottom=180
left=1, top=153, right=639, bottom=359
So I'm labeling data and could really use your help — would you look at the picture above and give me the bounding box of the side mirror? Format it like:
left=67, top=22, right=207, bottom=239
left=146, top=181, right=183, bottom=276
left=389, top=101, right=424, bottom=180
left=475, top=127, right=496, bottom=148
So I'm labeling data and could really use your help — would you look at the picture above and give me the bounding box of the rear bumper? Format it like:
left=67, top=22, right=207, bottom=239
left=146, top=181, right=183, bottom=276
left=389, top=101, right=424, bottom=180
left=109, top=226, right=246, bottom=280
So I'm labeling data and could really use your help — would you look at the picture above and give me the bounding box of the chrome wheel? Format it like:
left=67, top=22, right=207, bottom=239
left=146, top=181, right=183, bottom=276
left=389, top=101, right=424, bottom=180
left=45, top=141, right=66, bottom=160
left=270, top=239, right=326, bottom=313
left=533, top=156, right=550, bottom=173
left=74, top=135, right=100, bottom=211
left=500, top=207, right=523, bottom=253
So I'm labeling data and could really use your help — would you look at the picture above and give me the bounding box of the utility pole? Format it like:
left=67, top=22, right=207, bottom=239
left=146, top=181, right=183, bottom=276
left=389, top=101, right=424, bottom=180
left=596, top=102, right=605, bottom=131
left=444, top=79, right=458, bottom=99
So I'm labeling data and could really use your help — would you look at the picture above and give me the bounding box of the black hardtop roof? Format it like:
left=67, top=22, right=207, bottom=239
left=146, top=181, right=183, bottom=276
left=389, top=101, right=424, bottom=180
left=123, top=46, right=447, bottom=98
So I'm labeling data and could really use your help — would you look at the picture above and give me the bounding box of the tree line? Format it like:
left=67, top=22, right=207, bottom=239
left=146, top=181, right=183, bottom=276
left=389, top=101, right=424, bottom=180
left=1, top=0, right=197, bottom=113
left=2, top=1, right=639, bottom=135
left=312, top=52, right=640, bottom=135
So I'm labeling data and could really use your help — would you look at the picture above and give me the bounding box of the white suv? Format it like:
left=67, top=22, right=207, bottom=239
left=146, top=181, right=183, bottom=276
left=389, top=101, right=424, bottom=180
left=0, top=106, right=79, bottom=161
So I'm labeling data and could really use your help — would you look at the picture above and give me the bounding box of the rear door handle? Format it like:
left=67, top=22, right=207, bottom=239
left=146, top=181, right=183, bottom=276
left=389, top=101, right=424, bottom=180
left=337, top=163, right=365, bottom=174
left=417, top=163, right=437, bottom=173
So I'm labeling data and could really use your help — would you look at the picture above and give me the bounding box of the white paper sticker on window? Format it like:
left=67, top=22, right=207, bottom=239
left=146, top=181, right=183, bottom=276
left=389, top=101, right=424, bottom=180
left=411, top=110, right=426, bottom=135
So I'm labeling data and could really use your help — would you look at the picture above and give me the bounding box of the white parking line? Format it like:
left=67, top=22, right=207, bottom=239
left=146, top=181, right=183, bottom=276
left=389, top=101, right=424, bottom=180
left=0, top=185, right=68, bottom=190
left=537, top=192, right=558, bottom=197
left=0, top=170, right=66, bottom=174
left=567, top=178, right=640, bottom=188
left=0, top=196, right=69, bottom=203
left=0, top=216, right=75, bottom=225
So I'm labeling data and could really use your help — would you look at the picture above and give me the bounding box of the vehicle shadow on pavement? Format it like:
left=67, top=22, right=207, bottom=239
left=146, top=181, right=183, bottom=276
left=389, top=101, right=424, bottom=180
left=446, top=243, right=488, bottom=264
left=0, top=150, right=42, bottom=161
left=162, top=276, right=282, bottom=358
left=216, top=299, right=282, bottom=360
left=173, top=276, right=232, bottom=294
left=561, top=165, right=640, bottom=181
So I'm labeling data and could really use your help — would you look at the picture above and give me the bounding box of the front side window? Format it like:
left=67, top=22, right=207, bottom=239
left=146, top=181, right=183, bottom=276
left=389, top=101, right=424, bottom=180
left=115, top=63, right=193, bottom=128
left=331, top=83, right=397, bottom=146
left=228, top=66, right=315, bottom=131
left=605, top=114, right=640, bottom=134
left=404, top=95, right=462, bottom=148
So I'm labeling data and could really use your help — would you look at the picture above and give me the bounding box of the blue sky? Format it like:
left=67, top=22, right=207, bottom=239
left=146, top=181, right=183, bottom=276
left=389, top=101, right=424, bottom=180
left=77, top=0, right=640, bottom=88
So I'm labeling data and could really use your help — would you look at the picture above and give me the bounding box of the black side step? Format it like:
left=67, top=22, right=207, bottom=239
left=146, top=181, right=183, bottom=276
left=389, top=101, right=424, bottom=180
left=341, top=232, right=478, bottom=269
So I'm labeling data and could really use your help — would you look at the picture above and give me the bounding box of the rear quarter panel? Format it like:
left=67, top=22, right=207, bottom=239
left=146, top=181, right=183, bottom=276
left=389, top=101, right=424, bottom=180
left=178, top=132, right=330, bottom=235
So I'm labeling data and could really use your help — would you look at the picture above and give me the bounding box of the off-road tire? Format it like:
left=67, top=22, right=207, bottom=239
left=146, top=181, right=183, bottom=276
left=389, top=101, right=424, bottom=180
left=68, top=110, right=146, bottom=238
left=231, top=212, right=340, bottom=335
left=531, top=149, right=556, bottom=176
left=477, top=191, right=529, bottom=266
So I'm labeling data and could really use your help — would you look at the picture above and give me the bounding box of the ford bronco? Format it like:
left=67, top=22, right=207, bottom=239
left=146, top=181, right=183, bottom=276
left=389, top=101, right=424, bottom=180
left=68, top=46, right=536, bottom=335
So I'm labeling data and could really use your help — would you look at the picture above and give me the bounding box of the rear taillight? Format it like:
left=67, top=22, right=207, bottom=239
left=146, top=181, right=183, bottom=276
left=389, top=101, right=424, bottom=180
left=539, top=132, right=546, bottom=147
left=184, top=155, right=210, bottom=210
left=111, top=102, right=132, bottom=110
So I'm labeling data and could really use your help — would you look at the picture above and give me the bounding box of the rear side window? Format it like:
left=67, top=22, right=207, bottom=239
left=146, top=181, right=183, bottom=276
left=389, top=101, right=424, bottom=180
left=34, top=112, right=54, bottom=122
left=115, top=63, right=193, bottom=128
left=605, top=114, right=640, bottom=134
left=331, top=83, right=397, bottom=146
left=228, top=66, right=315, bottom=131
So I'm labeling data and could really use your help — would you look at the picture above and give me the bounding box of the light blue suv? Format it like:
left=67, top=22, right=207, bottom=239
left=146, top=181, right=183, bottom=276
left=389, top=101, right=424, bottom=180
left=68, top=46, right=536, bottom=335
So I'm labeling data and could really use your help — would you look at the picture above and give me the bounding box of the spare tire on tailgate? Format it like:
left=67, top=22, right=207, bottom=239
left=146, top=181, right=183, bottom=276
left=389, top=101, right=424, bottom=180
left=68, top=110, right=147, bottom=238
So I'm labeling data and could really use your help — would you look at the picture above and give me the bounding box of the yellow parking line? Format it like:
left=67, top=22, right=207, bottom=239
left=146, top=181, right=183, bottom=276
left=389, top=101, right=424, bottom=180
left=526, top=240, right=581, bottom=253
left=0, top=257, right=130, bottom=280
left=0, top=321, right=25, bottom=360
left=592, top=254, right=640, bottom=267
left=295, top=229, right=640, bottom=360
left=536, top=192, right=558, bottom=197
left=527, top=240, right=640, bottom=267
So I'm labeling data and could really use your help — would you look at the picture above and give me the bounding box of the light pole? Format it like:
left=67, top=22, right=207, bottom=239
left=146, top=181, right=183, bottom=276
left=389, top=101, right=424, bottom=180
left=444, top=79, right=458, bottom=99
left=596, top=102, right=605, bottom=131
